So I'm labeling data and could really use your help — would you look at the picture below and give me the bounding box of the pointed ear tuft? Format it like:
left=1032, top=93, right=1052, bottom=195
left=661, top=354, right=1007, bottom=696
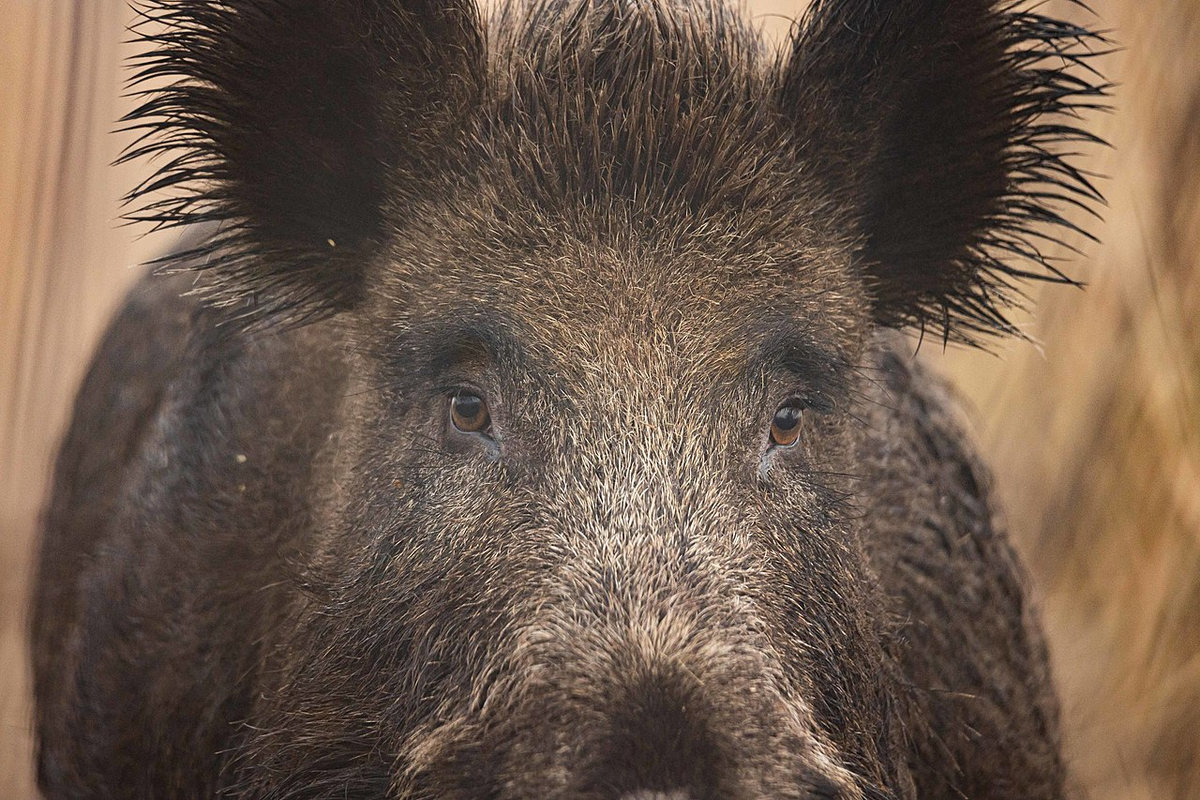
left=780, top=0, right=1110, bottom=344
left=122, top=0, right=485, bottom=328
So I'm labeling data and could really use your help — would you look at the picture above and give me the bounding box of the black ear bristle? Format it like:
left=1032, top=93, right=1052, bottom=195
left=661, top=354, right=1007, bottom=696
left=120, top=0, right=484, bottom=329
left=124, top=0, right=1106, bottom=341
left=782, top=0, right=1112, bottom=346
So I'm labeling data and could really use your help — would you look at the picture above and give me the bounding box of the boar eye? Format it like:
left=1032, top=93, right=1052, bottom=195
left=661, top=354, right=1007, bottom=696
left=450, top=392, right=492, bottom=435
left=769, top=402, right=805, bottom=448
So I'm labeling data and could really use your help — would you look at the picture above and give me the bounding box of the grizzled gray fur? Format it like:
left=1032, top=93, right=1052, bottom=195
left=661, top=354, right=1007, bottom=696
left=31, top=0, right=1106, bottom=797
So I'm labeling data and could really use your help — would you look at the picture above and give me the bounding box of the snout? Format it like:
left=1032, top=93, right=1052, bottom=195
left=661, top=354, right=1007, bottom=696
left=399, top=591, right=863, bottom=799
left=572, top=652, right=727, bottom=796
left=571, top=648, right=860, bottom=800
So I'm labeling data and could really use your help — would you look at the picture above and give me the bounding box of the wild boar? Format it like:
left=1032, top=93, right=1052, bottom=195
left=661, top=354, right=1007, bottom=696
left=31, top=0, right=1107, bottom=797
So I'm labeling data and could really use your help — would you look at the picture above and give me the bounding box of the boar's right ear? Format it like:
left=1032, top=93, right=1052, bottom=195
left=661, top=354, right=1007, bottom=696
left=123, top=0, right=485, bottom=327
left=779, top=0, right=1108, bottom=344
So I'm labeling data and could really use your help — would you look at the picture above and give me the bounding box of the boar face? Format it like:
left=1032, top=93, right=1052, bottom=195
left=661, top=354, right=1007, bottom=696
left=286, top=210, right=885, bottom=797
left=38, top=0, right=1104, bottom=797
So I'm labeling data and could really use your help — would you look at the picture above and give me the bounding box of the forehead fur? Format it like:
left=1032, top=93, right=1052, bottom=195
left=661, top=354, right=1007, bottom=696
left=375, top=220, right=865, bottom=392
left=477, top=1, right=807, bottom=230
left=372, top=0, right=865, bottom=359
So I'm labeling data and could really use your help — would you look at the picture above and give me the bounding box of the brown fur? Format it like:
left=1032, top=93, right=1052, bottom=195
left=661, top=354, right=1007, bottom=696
left=32, top=1, right=1105, bottom=797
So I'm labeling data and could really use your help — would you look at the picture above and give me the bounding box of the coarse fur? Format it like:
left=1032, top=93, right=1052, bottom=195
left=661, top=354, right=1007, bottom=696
left=119, top=0, right=1108, bottom=341
left=33, top=1, right=1106, bottom=798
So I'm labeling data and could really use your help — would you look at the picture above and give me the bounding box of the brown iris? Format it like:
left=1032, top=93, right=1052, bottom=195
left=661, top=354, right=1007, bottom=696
left=450, top=392, right=491, bottom=434
left=770, top=403, right=804, bottom=447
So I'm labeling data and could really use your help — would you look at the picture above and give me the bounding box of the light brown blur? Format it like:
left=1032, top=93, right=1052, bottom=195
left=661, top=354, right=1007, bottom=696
left=2, top=1, right=1196, bottom=797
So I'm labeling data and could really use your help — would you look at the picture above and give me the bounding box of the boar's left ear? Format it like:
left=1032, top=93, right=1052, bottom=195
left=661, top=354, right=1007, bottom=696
left=123, top=0, right=485, bottom=327
left=779, top=0, right=1108, bottom=343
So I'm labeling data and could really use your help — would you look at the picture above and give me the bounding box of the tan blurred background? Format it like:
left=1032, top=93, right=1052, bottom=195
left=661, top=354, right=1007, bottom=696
left=2, top=1, right=1197, bottom=797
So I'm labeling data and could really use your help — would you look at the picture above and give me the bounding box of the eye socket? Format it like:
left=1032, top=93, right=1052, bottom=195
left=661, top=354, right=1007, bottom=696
left=769, top=402, right=805, bottom=448
left=450, top=392, right=492, bottom=435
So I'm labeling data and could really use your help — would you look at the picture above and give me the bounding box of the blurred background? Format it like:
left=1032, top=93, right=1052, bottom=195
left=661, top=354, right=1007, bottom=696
left=2, top=0, right=1196, bottom=797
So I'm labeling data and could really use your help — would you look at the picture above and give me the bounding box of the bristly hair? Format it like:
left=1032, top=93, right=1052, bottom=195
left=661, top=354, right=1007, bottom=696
left=120, top=0, right=1108, bottom=343
left=483, top=1, right=797, bottom=226
left=781, top=0, right=1112, bottom=344
left=120, top=0, right=485, bottom=329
